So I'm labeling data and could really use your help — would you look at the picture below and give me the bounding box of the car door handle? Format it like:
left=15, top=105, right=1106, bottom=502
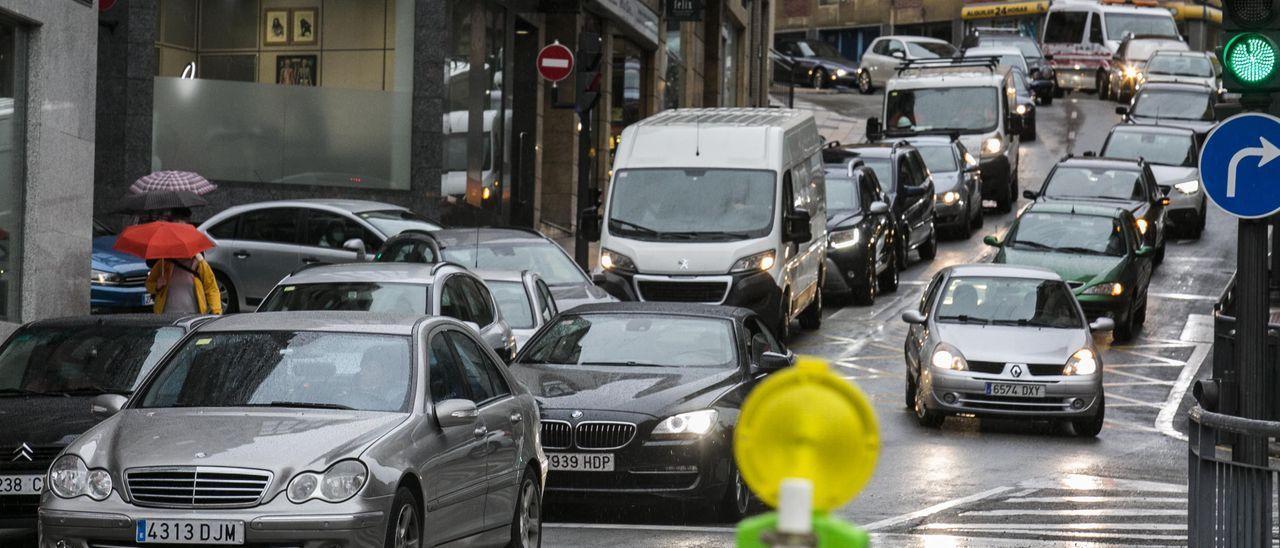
left=302, top=257, right=321, bottom=265
left=510, top=412, right=523, bottom=424
left=233, top=250, right=251, bottom=260
left=473, top=426, right=488, bottom=438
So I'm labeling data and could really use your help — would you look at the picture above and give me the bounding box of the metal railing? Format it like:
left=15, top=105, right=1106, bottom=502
left=1188, top=406, right=1280, bottom=546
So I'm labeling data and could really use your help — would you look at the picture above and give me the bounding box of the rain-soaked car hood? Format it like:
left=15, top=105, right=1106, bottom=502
left=826, top=210, right=865, bottom=231
left=0, top=395, right=103, bottom=447
left=550, top=282, right=615, bottom=312
left=510, top=363, right=739, bottom=417
left=937, top=323, right=1088, bottom=365
left=1149, top=165, right=1198, bottom=186
left=69, top=408, right=409, bottom=474
left=1000, top=248, right=1126, bottom=286
left=932, top=172, right=962, bottom=194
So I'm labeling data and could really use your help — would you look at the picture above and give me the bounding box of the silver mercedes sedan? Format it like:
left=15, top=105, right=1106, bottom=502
left=39, top=312, right=545, bottom=548
left=901, top=264, right=1114, bottom=437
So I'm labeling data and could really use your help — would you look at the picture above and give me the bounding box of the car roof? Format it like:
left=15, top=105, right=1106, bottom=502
left=1025, top=201, right=1127, bottom=218
left=903, top=135, right=957, bottom=146
left=880, top=35, right=950, bottom=44
left=889, top=66, right=1009, bottom=87
left=840, top=142, right=914, bottom=158
left=1057, top=156, right=1144, bottom=170
left=474, top=269, right=529, bottom=283
left=946, top=264, right=1062, bottom=281
left=281, top=261, right=465, bottom=285
left=197, top=311, right=436, bottom=336
left=965, top=46, right=1023, bottom=57
left=21, top=313, right=206, bottom=331
left=432, top=227, right=551, bottom=246
left=1108, top=123, right=1195, bottom=137
left=221, top=199, right=408, bottom=214
left=565, top=302, right=756, bottom=321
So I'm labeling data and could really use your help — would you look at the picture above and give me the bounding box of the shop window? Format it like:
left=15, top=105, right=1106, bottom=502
left=0, top=22, right=23, bottom=322
left=610, top=38, right=645, bottom=178
left=665, top=20, right=684, bottom=110
left=722, top=23, right=739, bottom=107
left=152, top=0, right=414, bottom=191
left=442, top=1, right=509, bottom=220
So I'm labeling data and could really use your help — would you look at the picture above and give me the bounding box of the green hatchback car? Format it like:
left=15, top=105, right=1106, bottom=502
left=985, top=202, right=1154, bottom=342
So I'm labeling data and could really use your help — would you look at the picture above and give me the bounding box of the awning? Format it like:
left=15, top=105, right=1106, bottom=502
left=1167, top=3, right=1222, bottom=23
left=961, top=1, right=1049, bottom=20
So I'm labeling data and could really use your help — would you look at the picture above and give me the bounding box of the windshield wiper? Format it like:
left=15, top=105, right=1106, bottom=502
left=58, top=387, right=132, bottom=396
left=1010, top=240, right=1057, bottom=251
left=667, top=230, right=752, bottom=240
left=581, top=361, right=669, bottom=368
left=1055, top=246, right=1109, bottom=256
left=935, top=314, right=991, bottom=325
left=610, top=219, right=660, bottom=236
left=254, top=401, right=355, bottom=410
left=992, top=318, right=1060, bottom=328
left=0, top=388, right=56, bottom=397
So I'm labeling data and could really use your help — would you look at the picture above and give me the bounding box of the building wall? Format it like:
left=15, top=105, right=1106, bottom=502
left=0, top=0, right=99, bottom=335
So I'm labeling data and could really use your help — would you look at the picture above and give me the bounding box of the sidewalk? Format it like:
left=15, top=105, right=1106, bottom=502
left=769, top=88, right=867, bottom=146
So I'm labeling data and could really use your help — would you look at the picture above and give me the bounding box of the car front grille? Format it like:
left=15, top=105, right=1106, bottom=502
left=575, top=422, right=636, bottom=450
left=1028, top=363, right=1067, bottom=376
left=126, top=467, right=272, bottom=508
left=0, top=444, right=62, bottom=473
left=967, top=361, right=1065, bottom=376
left=541, top=421, right=573, bottom=450
left=637, top=281, right=727, bottom=303
left=967, top=361, right=1005, bottom=375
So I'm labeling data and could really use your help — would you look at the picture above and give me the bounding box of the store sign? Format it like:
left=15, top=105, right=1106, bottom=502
left=667, top=0, right=704, bottom=21
left=960, top=0, right=1049, bottom=19
left=540, top=0, right=581, bottom=14
left=593, top=0, right=660, bottom=47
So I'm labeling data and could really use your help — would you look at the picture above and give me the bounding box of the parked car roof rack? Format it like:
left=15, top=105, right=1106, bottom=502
left=896, top=56, right=1000, bottom=76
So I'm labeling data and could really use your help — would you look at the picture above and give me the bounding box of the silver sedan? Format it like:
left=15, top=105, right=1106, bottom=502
left=39, top=312, right=545, bottom=548
left=901, top=265, right=1114, bottom=437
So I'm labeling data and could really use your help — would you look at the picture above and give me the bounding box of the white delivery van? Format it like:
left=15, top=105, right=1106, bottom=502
left=585, top=108, right=828, bottom=338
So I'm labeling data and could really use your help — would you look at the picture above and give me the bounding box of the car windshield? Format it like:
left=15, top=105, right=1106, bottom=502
left=917, top=145, right=958, bottom=173
left=0, top=325, right=185, bottom=395
left=982, top=38, right=1041, bottom=60
left=358, top=210, right=442, bottom=236
left=1105, top=14, right=1179, bottom=40
left=1009, top=212, right=1128, bottom=257
left=906, top=41, right=957, bottom=58
left=1132, top=89, right=1212, bottom=120
left=935, top=276, right=1084, bottom=328
left=825, top=176, right=862, bottom=211
left=138, top=331, right=413, bottom=412
left=860, top=157, right=895, bottom=194
left=607, top=168, right=776, bottom=242
left=1044, top=166, right=1146, bottom=201
left=1102, top=131, right=1195, bottom=166
left=259, top=282, right=430, bottom=314
left=441, top=241, right=587, bottom=286
left=798, top=41, right=842, bottom=58
left=886, top=88, right=999, bottom=134
left=488, top=281, right=535, bottom=329
left=522, top=314, right=736, bottom=368
left=1146, top=55, right=1214, bottom=77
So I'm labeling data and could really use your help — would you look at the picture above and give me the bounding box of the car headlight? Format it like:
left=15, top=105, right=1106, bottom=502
left=652, top=409, right=718, bottom=439
left=835, top=68, right=848, bottom=77
left=1174, top=180, right=1200, bottom=194
left=49, top=454, right=112, bottom=501
left=937, top=191, right=960, bottom=205
left=982, top=137, right=1003, bottom=156
left=287, top=460, right=368, bottom=503
left=91, top=269, right=124, bottom=285
left=1135, top=218, right=1149, bottom=234
left=1015, top=104, right=1028, bottom=115
left=829, top=228, right=862, bottom=250
left=930, top=343, right=967, bottom=371
left=1063, top=348, right=1098, bottom=376
left=1082, top=282, right=1123, bottom=297
left=600, top=248, right=636, bottom=272
left=730, top=250, right=776, bottom=273
left=1124, top=65, right=1138, bottom=78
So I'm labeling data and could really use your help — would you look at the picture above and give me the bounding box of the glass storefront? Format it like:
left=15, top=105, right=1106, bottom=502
left=722, top=22, right=738, bottom=107
left=0, top=22, right=23, bottom=322
left=151, top=0, right=414, bottom=191
left=664, top=20, right=684, bottom=110
left=609, top=38, right=646, bottom=177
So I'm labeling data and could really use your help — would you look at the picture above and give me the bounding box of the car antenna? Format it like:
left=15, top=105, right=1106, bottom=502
left=695, top=111, right=702, bottom=156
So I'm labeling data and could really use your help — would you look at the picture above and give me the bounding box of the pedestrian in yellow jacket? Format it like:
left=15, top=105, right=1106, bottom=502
left=145, top=253, right=223, bottom=315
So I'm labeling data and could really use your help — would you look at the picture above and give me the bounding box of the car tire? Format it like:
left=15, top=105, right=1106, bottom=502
left=905, top=369, right=917, bottom=410
left=1135, top=295, right=1148, bottom=327
left=1073, top=394, right=1105, bottom=438
left=996, top=183, right=1014, bottom=214
left=799, top=285, right=823, bottom=330
left=385, top=487, right=422, bottom=548
left=1096, top=72, right=1108, bottom=97
left=896, top=231, right=910, bottom=270
left=1042, top=94, right=1054, bottom=106
left=1191, top=208, right=1206, bottom=239
left=957, top=203, right=974, bottom=239
left=1025, top=121, right=1037, bottom=142
left=857, top=71, right=874, bottom=94
left=854, top=262, right=876, bottom=306
left=507, top=467, right=543, bottom=548
left=914, top=376, right=945, bottom=428
left=1114, top=309, right=1137, bottom=343
left=972, top=199, right=985, bottom=229
left=718, top=466, right=753, bottom=522
left=812, top=68, right=827, bottom=89
left=214, top=272, right=238, bottom=314
left=775, top=291, right=793, bottom=340
left=1054, top=85, right=1065, bottom=99
left=879, top=250, right=900, bottom=293
left=918, top=223, right=938, bottom=261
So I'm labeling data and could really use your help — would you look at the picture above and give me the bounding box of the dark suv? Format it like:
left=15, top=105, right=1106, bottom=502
left=827, top=142, right=937, bottom=268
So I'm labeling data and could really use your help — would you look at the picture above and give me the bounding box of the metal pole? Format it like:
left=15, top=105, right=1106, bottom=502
left=574, top=110, right=593, bottom=270
left=1237, top=219, right=1269, bottom=464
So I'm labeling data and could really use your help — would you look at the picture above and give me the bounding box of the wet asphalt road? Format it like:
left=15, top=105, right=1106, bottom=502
left=544, top=90, right=1235, bottom=547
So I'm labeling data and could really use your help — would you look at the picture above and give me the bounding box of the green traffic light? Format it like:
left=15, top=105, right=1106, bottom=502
left=1226, top=33, right=1279, bottom=85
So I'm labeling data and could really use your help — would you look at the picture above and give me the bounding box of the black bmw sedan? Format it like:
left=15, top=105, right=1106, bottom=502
left=509, top=302, right=793, bottom=520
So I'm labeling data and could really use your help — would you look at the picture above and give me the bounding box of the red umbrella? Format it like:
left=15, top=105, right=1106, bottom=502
left=113, top=222, right=214, bottom=260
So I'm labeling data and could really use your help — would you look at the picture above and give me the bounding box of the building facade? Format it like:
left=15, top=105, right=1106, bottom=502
left=0, top=0, right=99, bottom=336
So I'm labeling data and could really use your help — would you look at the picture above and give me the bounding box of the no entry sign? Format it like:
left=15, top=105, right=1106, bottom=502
left=537, top=42, right=575, bottom=83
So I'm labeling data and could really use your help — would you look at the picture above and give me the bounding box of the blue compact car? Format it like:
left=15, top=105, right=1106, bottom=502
left=91, top=219, right=152, bottom=313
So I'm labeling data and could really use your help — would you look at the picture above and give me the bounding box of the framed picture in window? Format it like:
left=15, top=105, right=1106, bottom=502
left=264, top=9, right=290, bottom=46
left=291, top=9, right=319, bottom=45
left=277, top=55, right=318, bottom=86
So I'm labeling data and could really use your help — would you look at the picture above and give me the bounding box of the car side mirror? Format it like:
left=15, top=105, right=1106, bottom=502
left=435, top=399, right=479, bottom=428
left=891, top=50, right=906, bottom=59
left=578, top=207, right=601, bottom=242
left=1082, top=151, right=1097, bottom=157
left=342, top=239, right=368, bottom=261
left=1090, top=317, right=1116, bottom=332
left=461, top=321, right=482, bottom=333
left=1136, top=245, right=1155, bottom=257
left=754, top=351, right=793, bottom=374
left=785, top=209, right=813, bottom=244
left=1116, top=106, right=1129, bottom=116
left=91, top=394, right=128, bottom=419
left=901, top=309, right=927, bottom=324
left=983, top=235, right=1001, bottom=247
left=1022, top=190, right=1039, bottom=200
left=866, top=117, right=883, bottom=142
left=869, top=201, right=890, bottom=215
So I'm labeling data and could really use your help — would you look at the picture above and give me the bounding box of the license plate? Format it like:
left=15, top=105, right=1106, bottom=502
left=136, top=520, right=244, bottom=545
left=0, top=474, right=42, bottom=495
left=142, top=293, right=155, bottom=306
left=547, top=453, right=614, bottom=472
left=985, top=383, right=1046, bottom=398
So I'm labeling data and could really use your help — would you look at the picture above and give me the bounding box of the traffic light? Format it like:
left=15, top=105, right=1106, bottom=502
left=576, top=32, right=603, bottom=113
left=1221, top=0, right=1280, bottom=92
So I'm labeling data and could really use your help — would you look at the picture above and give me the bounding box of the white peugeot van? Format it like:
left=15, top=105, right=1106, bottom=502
left=584, top=108, right=828, bottom=338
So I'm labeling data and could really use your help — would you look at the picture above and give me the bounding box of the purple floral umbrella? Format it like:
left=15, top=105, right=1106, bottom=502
left=129, top=171, right=218, bottom=195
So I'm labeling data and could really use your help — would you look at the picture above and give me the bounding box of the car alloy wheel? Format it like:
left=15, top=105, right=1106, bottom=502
left=512, top=475, right=542, bottom=547
left=812, top=68, right=827, bottom=89
left=858, top=72, right=873, bottom=94
left=914, top=376, right=944, bottom=427
left=215, top=273, right=237, bottom=314
left=720, top=468, right=751, bottom=520
left=388, top=490, right=421, bottom=548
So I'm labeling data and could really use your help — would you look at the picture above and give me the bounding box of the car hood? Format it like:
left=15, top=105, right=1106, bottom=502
left=809, top=56, right=858, bottom=71
left=937, top=323, right=1087, bottom=365
left=0, top=395, right=103, bottom=446
left=551, top=282, right=615, bottom=311
left=1000, top=248, right=1126, bottom=285
left=827, top=210, right=865, bottom=231
left=1149, top=165, right=1198, bottom=185
left=932, top=172, right=962, bottom=193
left=1041, top=197, right=1145, bottom=216
left=92, top=236, right=149, bottom=275
left=1128, top=116, right=1215, bottom=134
left=510, top=363, right=739, bottom=416
left=70, top=408, right=409, bottom=473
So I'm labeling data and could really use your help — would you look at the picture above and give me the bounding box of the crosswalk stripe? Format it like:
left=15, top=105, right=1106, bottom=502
left=1003, top=496, right=1185, bottom=504
left=960, top=508, right=1185, bottom=517
left=920, top=522, right=1187, bottom=531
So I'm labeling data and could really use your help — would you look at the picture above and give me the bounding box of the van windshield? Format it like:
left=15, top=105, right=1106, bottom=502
left=1105, top=14, right=1179, bottom=40
left=885, top=87, right=1000, bottom=134
left=1043, top=11, right=1087, bottom=44
left=608, top=169, right=776, bottom=241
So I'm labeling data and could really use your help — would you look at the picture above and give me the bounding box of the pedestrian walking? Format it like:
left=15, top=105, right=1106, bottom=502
left=113, top=221, right=222, bottom=315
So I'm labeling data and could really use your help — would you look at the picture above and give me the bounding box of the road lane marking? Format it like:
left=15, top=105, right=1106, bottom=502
left=1106, top=393, right=1164, bottom=409
left=1156, top=340, right=1211, bottom=442
left=1149, top=292, right=1219, bottom=301
left=544, top=523, right=736, bottom=533
left=1003, top=496, right=1185, bottom=504
left=1106, top=368, right=1175, bottom=384
left=919, top=523, right=1186, bottom=531
left=959, top=508, right=1184, bottom=517
left=862, top=486, right=1013, bottom=532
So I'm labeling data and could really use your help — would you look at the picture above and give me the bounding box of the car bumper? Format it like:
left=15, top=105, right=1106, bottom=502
left=1031, top=78, right=1054, bottom=97
left=824, top=249, right=872, bottom=295
left=1076, top=293, right=1132, bottom=322
left=978, top=155, right=1012, bottom=196
left=39, top=494, right=390, bottom=548
left=90, top=284, right=153, bottom=312
left=1166, top=192, right=1204, bottom=229
left=934, top=197, right=968, bottom=229
left=544, top=431, right=734, bottom=506
left=597, top=270, right=783, bottom=325
left=924, top=368, right=1102, bottom=418
left=1056, top=69, right=1097, bottom=91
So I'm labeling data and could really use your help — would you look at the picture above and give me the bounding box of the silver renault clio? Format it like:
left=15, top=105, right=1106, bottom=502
left=901, top=264, right=1114, bottom=437
left=38, top=312, right=545, bottom=548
